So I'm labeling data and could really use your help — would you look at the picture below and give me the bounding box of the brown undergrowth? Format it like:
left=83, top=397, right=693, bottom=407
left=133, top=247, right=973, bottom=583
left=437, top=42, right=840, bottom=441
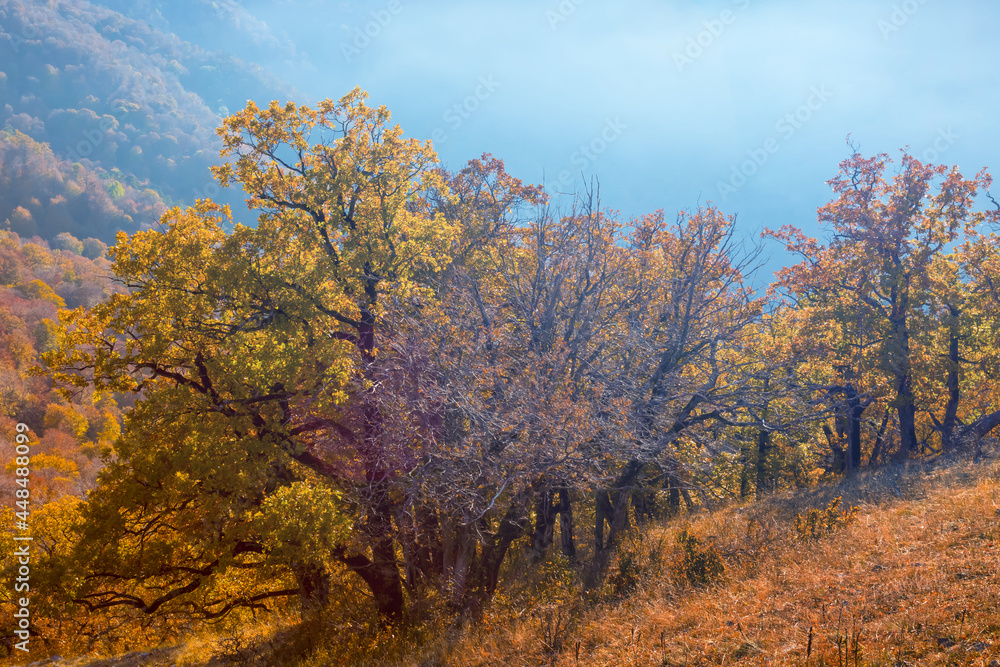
left=31, top=445, right=1000, bottom=667
left=432, top=448, right=1000, bottom=667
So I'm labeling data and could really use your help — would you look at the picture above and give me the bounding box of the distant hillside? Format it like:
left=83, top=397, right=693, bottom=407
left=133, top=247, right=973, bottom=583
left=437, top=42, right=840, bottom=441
left=0, top=129, right=167, bottom=240
left=91, top=0, right=306, bottom=83
left=0, top=0, right=300, bottom=241
left=0, top=229, right=126, bottom=503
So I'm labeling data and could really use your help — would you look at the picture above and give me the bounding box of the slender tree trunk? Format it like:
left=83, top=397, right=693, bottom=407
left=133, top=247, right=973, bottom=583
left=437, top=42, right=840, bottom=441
left=679, top=485, right=694, bottom=511
left=940, top=304, right=961, bottom=449
left=632, top=486, right=656, bottom=525
left=667, top=480, right=681, bottom=516
left=823, top=423, right=846, bottom=473
left=845, top=383, right=863, bottom=470
left=739, top=440, right=752, bottom=499
left=594, top=489, right=613, bottom=553
left=557, top=488, right=576, bottom=559
left=602, top=460, right=643, bottom=552
left=869, top=409, right=891, bottom=465
left=529, top=489, right=557, bottom=561
left=755, top=427, right=772, bottom=497
left=891, top=299, right=919, bottom=459
left=755, top=378, right=773, bottom=496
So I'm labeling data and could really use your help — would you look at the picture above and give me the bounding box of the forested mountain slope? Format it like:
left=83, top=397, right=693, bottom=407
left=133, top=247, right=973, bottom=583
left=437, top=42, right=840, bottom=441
left=0, top=229, right=125, bottom=499
left=0, top=4, right=998, bottom=664
left=0, top=129, right=167, bottom=240
left=0, top=0, right=297, bottom=241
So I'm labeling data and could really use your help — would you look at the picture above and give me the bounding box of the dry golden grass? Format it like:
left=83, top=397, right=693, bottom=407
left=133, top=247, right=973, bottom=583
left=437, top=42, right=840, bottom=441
left=22, top=445, right=1000, bottom=667
left=383, top=448, right=1000, bottom=667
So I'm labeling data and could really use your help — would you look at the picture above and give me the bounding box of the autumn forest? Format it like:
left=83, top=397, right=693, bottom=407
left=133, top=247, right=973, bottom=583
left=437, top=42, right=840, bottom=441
left=2, top=1, right=1000, bottom=666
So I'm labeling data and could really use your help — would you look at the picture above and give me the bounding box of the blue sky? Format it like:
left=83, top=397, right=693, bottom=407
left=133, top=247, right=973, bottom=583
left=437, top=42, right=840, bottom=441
left=185, top=0, right=1000, bottom=278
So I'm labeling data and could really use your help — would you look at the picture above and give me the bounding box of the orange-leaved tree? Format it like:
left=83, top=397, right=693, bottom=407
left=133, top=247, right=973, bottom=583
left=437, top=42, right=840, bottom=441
left=769, top=146, right=1000, bottom=462
left=42, top=90, right=570, bottom=624
left=43, top=89, right=458, bottom=624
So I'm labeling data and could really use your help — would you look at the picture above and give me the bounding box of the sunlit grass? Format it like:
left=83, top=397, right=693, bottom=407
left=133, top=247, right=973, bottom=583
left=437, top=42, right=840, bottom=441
left=35, top=445, right=1000, bottom=667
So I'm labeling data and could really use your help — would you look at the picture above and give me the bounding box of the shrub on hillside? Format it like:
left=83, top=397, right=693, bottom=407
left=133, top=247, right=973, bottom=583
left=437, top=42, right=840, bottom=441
left=671, top=529, right=725, bottom=587
left=794, top=496, right=859, bottom=540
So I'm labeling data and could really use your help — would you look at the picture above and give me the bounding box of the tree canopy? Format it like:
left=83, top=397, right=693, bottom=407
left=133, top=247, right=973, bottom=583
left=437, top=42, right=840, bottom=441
left=7, top=91, right=999, bottom=649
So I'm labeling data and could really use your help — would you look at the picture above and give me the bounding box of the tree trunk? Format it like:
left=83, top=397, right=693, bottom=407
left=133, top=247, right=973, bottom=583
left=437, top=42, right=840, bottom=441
left=354, top=472, right=405, bottom=622
left=528, top=489, right=557, bottom=561
left=354, top=303, right=406, bottom=623
left=679, top=485, right=694, bottom=511
left=869, top=409, right=891, bottom=465
left=603, top=460, right=643, bottom=553
left=890, top=299, right=919, bottom=459
left=845, top=383, right=863, bottom=470
left=823, top=423, right=846, bottom=473
left=400, top=504, right=443, bottom=592
left=441, top=516, right=478, bottom=609
left=632, top=485, right=656, bottom=525
left=473, top=497, right=529, bottom=599
left=959, top=409, right=1000, bottom=441
left=896, top=378, right=918, bottom=458
left=557, top=488, right=576, bottom=559
left=339, top=546, right=405, bottom=623
left=755, top=428, right=771, bottom=498
left=739, top=454, right=750, bottom=499
left=667, top=480, right=681, bottom=516
left=755, top=378, right=773, bottom=496
left=940, top=304, right=961, bottom=449
left=594, top=489, right=613, bottom=553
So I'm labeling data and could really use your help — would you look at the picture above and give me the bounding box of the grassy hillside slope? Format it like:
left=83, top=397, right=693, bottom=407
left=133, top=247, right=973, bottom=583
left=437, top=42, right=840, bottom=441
left=35, top=443, right=999, bottom=667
